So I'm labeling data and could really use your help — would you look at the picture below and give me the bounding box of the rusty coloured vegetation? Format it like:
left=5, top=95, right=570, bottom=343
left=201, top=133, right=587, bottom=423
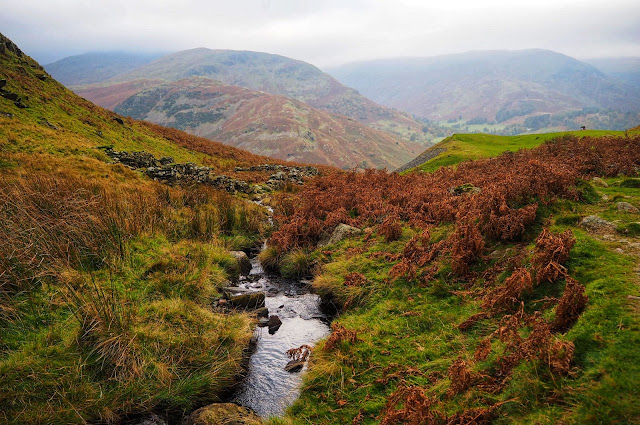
left=269, top=134, right=640, bottom=423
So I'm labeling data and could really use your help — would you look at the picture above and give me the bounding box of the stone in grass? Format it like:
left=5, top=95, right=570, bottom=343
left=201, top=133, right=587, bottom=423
left=449, top=183, right=481, bottom=196
left=181, top=403, right=262, bottom=425
left=617, top=202, right=639, bottom=213
left=591, top=177, right=609, bottom=188
left=580, top=215, right=615, bottom=232
left=318, top=223, right=363, bottom=247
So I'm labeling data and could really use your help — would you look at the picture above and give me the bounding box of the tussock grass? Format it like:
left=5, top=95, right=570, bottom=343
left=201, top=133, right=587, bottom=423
left=0, top=169, right=265, bottom=423
left=280, top=249, right=315, bottom=279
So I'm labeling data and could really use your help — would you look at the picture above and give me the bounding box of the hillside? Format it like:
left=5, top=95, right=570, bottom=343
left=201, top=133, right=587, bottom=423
left=329, top=49, right=640, bottom=123
left=586, top=57, right=640, bottom=89
left=265, top=130, right=640, bottom=424
left=70, top=48, right=438, bottom=145
left=396, top=129, right=629, bottom=173
left=111, top=76, right=420, bottom=169
left=0, top=32, right=331, bottom=424
left=45, top=51, right=163, bottom=86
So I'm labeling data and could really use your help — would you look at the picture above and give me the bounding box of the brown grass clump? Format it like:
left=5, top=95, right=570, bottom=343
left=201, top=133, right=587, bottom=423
left=286, top=344, right=312, bottom=363
left=62, top=271, right=141, bottom=380
left=547, top=340, right=575, bottom=375
left=324, top=323, right=359, bottom=351
left=447, top=358, right=474, bottom=395
left=450, top=224, right=485, bottom=276
left=551, top=278, right=589, bottom=332
left=446, top=406, right=496, bottom=425
left=482, top=268, right=533, bottom=312
left=379, top=214, right=403, bottom=242
left=344, top=272, right=368, bottom=287
left=0, top=172, right=261, bottom=299
left=379, top=384, right=441, bottom=425
left=532, top=228, right=576, bottom=283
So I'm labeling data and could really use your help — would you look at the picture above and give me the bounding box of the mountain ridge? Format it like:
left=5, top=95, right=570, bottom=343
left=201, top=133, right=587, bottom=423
left=111, top=76, right=421, bottom=169
left=54, top=48, right=438, bottom=146
left=328, top=49, right=640, bottom=122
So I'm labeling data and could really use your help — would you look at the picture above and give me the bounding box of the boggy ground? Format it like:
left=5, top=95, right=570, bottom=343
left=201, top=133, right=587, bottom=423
left=264, top=134, right=640, bottom=424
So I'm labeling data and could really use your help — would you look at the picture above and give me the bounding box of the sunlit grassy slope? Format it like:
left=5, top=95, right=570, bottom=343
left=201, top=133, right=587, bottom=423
left=405, top=130, right=629, bottom=174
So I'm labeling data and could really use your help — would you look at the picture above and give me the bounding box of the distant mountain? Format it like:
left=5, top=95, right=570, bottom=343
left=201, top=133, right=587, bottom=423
left=586, top=57, right=640, bottom=89
left=328, top=49, right=640, bottom=123
left=111, top=77, right=420, bottom=169
left=71, top=48, right=437, bottom=145
left=44, top=52, right=164, bottom=86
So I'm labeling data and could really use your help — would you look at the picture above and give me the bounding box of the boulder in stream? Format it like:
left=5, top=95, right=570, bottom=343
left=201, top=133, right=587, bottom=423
left=267, top=315, right=282, bottom=334
left=181, top=403, right=261, bottom=425
left=229, top=292, right=265, bottom=310
left=230, top=251, right=252, bottom=276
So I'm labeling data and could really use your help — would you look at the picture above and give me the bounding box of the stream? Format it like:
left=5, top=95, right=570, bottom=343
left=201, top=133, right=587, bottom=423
left=229, top=248, right=331, bottom=417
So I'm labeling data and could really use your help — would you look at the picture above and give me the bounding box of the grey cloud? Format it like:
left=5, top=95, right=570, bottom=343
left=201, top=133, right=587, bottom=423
left=0, top=0, right=638, bottom=66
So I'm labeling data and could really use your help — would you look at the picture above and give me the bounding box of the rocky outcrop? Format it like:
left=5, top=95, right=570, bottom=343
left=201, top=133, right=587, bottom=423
left=106, top=149, right=160, bottom=168
left=591, top=177, right=609, bottom=188
left=103, top=150, right=319, bottom=194
left=181, top=403, right=261, bottom=425
left=0, top=79, right=27, bottom=109
left=235, top=164, right=319, bottom=190
left=103, top=148, right=253, bottom=194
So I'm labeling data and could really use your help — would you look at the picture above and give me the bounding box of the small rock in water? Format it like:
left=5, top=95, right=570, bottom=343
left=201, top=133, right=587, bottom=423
left=284, top=344, right=312, bottom=373
left=268, top=315, right=282, bottom=334
left=257, top=317, right=269, bottom=327
left=278, top=304, right=285, bottom=309
left=284, top=360, right=305, bottom=373
left=255, top=307, right=269, bottom=318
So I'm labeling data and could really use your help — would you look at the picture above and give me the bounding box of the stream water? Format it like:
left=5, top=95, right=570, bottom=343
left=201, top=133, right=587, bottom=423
left=229, top=250, right=331, bottom=417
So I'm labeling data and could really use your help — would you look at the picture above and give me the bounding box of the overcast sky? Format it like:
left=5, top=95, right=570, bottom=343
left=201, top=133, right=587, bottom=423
left=1, top=0, right=639, bottom=67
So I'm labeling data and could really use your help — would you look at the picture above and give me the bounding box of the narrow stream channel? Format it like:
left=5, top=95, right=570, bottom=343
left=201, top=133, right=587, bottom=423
left=229, top=249, right=331, bottom=417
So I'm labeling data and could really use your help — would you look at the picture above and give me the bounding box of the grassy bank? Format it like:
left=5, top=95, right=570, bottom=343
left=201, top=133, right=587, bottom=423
left=266, top=134, right=640, bottom=424
left=0, top=170, right=269, bottom=423
left=406, top=130, right=631, bottom=173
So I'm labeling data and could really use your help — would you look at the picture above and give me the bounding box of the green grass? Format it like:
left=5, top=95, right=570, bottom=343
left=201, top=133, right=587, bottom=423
left=407, top=130, right=626, bottom=174
left=275, top=185, right=640, bottom=424
left=0, top=236, right=254, bottom=424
